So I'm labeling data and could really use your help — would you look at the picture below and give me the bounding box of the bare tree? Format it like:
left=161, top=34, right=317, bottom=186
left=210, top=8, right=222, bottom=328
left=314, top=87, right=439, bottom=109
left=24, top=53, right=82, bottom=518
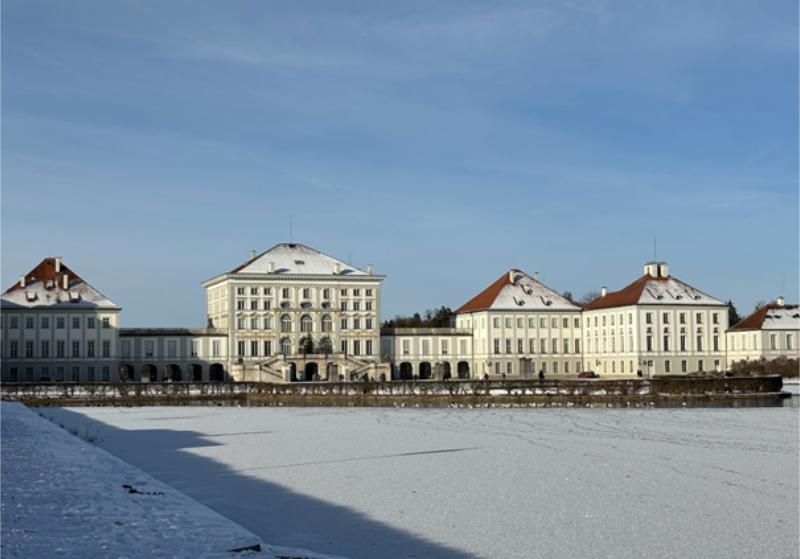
left=578, top=290, right=601, bottom=305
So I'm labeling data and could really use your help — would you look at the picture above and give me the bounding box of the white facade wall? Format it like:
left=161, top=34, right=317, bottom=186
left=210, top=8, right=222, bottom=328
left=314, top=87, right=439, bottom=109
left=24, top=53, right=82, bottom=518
left=381, top=328, right=474, bottom=379
left=726, top=329, right=799, bottom=363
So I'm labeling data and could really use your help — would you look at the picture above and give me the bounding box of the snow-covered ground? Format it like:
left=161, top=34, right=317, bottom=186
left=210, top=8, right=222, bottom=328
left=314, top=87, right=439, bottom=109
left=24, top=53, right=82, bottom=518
left=0, top=403, right=340, bottom=559
left=36, top=405, right=799, bottom=559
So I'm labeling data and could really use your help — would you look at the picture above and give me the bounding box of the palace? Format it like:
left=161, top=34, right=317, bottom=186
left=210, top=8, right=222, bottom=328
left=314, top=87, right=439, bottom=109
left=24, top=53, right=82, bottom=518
left=1, top=244, right=797, bottom=382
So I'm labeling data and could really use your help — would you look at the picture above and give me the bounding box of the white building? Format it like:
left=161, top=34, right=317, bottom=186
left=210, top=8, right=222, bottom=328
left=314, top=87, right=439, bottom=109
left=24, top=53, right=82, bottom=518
left=453, top=269, right=583, bottom=378
left=1, top=257, right=121, bottom=382
left=582, top=261, right=729, bottom=376
left=380, top=327, right=474, bottom=379
left=726, top=298, right=799, bottom=363
left=202, top=243, right=388, bottom=382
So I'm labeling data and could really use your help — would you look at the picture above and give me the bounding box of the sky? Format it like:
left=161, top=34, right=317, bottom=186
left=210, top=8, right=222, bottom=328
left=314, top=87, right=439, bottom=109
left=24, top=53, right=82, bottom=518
left=2, top=0, right=798, bottom=327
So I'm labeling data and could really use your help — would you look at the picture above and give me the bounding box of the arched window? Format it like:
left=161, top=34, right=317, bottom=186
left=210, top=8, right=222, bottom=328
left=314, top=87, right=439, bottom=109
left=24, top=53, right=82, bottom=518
left=319, top=337, right=333, bottom=353
left=280, top=315, right=292, bottom=332
left=280, top=337, right=292, bottom=355
left=300, top=314, right=313, bottom=333
left=299, top=337, right=313, bottom=354
left=321, top=314, right=333, bottom=332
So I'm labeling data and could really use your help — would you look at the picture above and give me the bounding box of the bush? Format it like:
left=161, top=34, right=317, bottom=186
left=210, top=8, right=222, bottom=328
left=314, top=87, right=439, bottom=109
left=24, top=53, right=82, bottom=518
left=728, top=357, right=800, bottom=378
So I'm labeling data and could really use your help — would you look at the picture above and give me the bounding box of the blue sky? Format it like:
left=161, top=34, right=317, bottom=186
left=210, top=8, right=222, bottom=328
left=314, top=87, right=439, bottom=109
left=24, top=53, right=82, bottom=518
left=2, top=0, right=797, bottom=326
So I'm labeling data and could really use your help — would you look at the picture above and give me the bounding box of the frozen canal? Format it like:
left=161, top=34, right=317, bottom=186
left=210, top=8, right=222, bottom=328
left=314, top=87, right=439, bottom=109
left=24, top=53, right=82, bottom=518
left=41, top=406, right=799, bottom=559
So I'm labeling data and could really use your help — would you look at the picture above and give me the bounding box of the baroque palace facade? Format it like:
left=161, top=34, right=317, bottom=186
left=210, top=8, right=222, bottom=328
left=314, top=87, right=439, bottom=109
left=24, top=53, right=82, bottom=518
left=1, top=243, right=797, bottom=383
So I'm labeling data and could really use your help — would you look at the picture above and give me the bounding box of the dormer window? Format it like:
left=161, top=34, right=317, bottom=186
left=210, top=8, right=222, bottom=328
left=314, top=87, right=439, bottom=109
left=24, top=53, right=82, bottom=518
left=25, top=291, right=37, bottom=302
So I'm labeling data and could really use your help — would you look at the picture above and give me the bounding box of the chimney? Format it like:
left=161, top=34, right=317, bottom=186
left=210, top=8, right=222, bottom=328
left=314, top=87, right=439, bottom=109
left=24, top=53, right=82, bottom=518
left=601, top=287, right=608, bottom=298
left=20, top=275, right=26, bottom=288
left=55, top=257, right=62, bottom=273
left=533, top=272, right=539, bottom=281
left=367, top=264, right=374, bottom=275
left=776, top=296, right=785, bottom=307
left=644, top=261, right=658, bottom=278
left=62, top=273, right=69, bottom=290
left=268, top=261, right=275, bottom=273
left=334, top=263, right=341, bottom=275
left=250, top=250, right=257, bottom=260
left=509, top=270, right=516, bottom=283
left=658, top=262, right=669, bottom=278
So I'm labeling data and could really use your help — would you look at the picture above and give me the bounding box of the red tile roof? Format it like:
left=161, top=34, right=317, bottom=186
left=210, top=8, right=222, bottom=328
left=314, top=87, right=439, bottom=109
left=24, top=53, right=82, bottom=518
left=729, top=304, right=800, bottom=331
left=582, top=275, right=658, bottom=311
left=2, top=257, right=81, bottom=294
left=456, top=270, right=514, bottom=313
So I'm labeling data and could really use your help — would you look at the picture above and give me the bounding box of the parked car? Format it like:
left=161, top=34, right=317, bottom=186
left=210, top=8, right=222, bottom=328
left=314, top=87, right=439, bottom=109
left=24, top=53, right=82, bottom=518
left=578, top=371, right=598, bottom=379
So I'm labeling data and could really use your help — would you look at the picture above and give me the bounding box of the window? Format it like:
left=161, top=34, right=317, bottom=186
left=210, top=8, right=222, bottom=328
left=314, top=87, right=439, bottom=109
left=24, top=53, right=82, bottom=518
left=86, top=341, right=95, bottom=358
left=402, top=340, right=410, bottom=355
left=552, top=362, right=558, bottom=374
left=663, top=336, right=669, bottom=351
left=212, top=340, right=221, bottom=357
left=237, top=341, right=246, bottom=356
left=562, top=318, right=569, bottom=328
left=552, top=338, right=558, bottom=353
left=366, top=318, right=373, bottom=330
left=263, top=287, right=271, bottom=295
left=251, top=317, right=259, bottom=329
left=366, top=340, right=373, bottom=356
left=340, top=340, right=348, bottom=355
left=551, top=318, right=558, bottom=328
left=422, top=340, right=431, bottom=355
left=340, top=288, right=348, bottom=296
left=237, top=318, right=245, bottom=330
left=353, top=318, right=361, bottom=330
left=102, top=366, right=110, bottom=381
left=102, top=340, right=110, bottom=358
left=145, top=341, right=154, bottom=357
left=71, top=341, right=79, bottom=358
left=121, top=340, right=130, bottom=357
left=237, top=287, right=245, bottom=295
left=250, top=287, right=258, bottom=295
left=696, top=313, right=703, bottom=324
left=56, top=317, right=65, bottom=329
left=25, top=317, right=34, bottom=329
left=574, top=318, right=580, bottom=328
left=563, top=338, right=569, bottom=354
left=340, top=301, right=347, bottom=311
left=41, top=316, right=50, bottom=329
left=713, top=336, right=719, bottom=352
left=540, top=338, right=547, bottom=353
left=365, top=301, right=373, bottom=311
left=574, top=339, right=580, bottom=353
left=10, top=341, right=18, bottom=358
left=9, top=316, right=18, bottom=329
left=102, top=317, right=110, bottom=329
left=540, top=318, right=546, bottom=328
left=71, top=366, right=79, bottom=382
left=86, top=317, right=94, bottom=329
left=506, top=362, right=513, bottom=375
left=493, top=339, right=500, bottom=354
left=237, top=301, right=246, bottom=310
left=263, top=300, right=271, bottom=310
left=679, top=313, right=686, bottom=324
left=517, top=339, right=523, bottom=353
left=696, top=336, right=703, bottom=352
left=505, top=339, right=512, bottom=354
left=282, top=288, right=290, bottom=299
left=341, top=318, right=348, bottom=330
left=41, top=341, right=49, bottom=358
left=442, top=340, right=449, bottom=355
left=665, top=360, right=671, bottom=373
left=770, top=334, right=777, bottom=350
left=645, top=313, right=652, bottom=325
left=697, top=360, right=704, bottom=372
left=166, top=340, right=177, bottom=358
left=712, top=313, right=719, bottom=325
left=517, top=318, right=523, bottom=328
left=281, top=315, right=292, bottom=332
left=9, top=367, right=17, bottom=381
left=662, top=313, right=669, bottom=324
left=264, top=340, right=272, bottom=355
left=72, top=316, right=80, bottom=329
left=366, top=289, right=373, bottom=296
left=302, top=288, right=310, bottom=299
left=87, top=366, right=95, bottom=382
left=353, top=301, right=360, bottom=311
left=323, top=288, right=330, bottom=299
left=646, top=335, right=653, bottom=352
left=251, top=341, right=259, bottom=357
left=353, top=340, right=361, bottom=356
left=529, top=338, right=536, bottom=353
left=787, top=334, right=794, bottom=351
left=322, top=315, right=333, bottom=332
left=493, top=317, right=500, bottom=328
left=250, top=300, right=258, bottom=310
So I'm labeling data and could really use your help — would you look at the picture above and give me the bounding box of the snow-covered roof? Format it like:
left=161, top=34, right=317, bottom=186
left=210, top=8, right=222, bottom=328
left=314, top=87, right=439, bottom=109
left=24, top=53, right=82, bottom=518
left=729, top=303, right=800, bottom=331
left=458, top=270, right=581, bottom=313
left=1, top=257, right=120, bottom=310
left=230, top=243, right=371, bottom=276
left=584, top=268, right=725, bottom=311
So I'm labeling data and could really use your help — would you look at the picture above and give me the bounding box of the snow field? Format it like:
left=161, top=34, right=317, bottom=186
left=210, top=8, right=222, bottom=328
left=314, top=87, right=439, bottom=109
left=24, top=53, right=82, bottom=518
left=37, top=405, right=800, bottom=559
